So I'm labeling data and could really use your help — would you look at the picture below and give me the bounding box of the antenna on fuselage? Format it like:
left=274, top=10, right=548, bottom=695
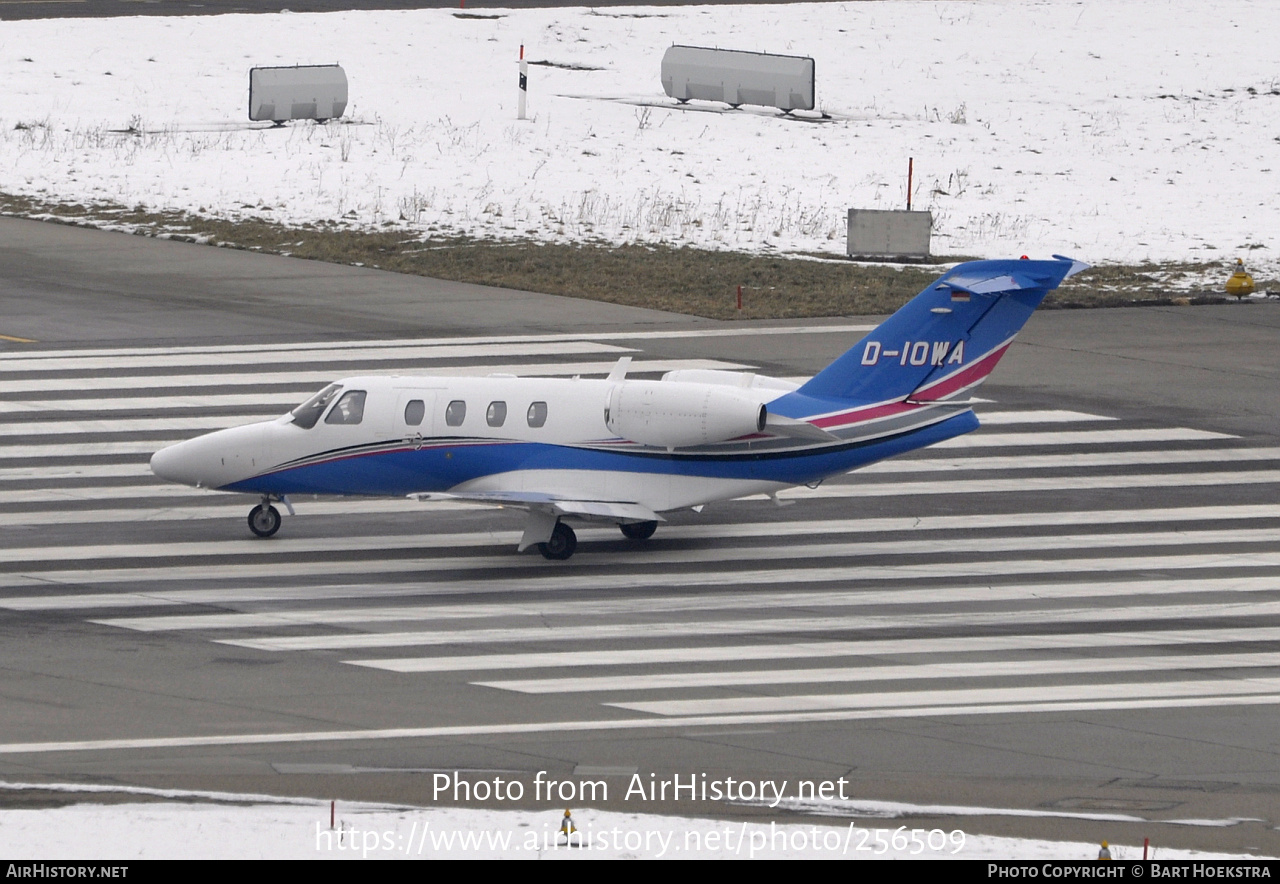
left=606, top=356, right=633, bottom=382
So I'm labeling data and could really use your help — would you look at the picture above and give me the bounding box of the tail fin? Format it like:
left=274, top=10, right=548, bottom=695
left=796, top=256, right=1086, bottom=405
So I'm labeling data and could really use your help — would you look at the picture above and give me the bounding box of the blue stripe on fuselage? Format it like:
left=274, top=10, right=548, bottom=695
left=218, top=410, right=979, bottom=497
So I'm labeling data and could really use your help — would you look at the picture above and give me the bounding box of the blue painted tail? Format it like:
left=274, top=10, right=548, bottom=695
left=791, top=256, right=1084, bottom=409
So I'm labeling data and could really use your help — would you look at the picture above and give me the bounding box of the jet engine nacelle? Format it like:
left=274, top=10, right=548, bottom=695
left=605, top=380, right=767, bottom=449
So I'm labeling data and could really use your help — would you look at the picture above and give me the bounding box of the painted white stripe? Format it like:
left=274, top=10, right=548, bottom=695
left=0, top=341, right=632, bottom=373
left=859, top=447, right=1280, bottom=474
left=0, top=415, right=269, bottom=437
left=2, top=694, right=1279, bottom=755
left=0, top=440, right=181, bottom=460
left=482, top=652, right=1280, bottom=694
left=7, top=467, right=1277, bottom=510
left=2, top=502, right=1274, bottom=564
left=12, top=528, right=1280, bottom=591
left=9, top=543, right=1280, bottom=594
left=771, top=469, right=1280, bottom=500
left=0, top=394, right=302, bottom=415
left=0, top=497, right=485, bottom=529
left=0, top=325, right=874, bottom=362
left=19, top=574, right=1280, bottom=620
left=350, top=627, right=1280, bottom=673
left=216, top=600, right=1280, bottom=652
left=0, top=485, right=237, bottom=504
left=87, top=567, right=1280, bottom=634
left=972, top=410, right=1113, bottom=425
left=0, top=463, right=153, bottom=481
left=609, top=678, right=1280, bottom=717
left=0, top=359, right=754, bottom=395
left=5, top=506, right=1277, bottom=564
left=933, top=428, right=1233, bottom=447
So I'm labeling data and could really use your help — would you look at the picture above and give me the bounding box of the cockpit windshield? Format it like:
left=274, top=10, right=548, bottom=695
left=290, top=383, right=342, bottom=429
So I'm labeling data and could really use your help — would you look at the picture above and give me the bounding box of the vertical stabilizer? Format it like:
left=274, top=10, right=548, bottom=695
left=794, top=257, right=1083, bottom=406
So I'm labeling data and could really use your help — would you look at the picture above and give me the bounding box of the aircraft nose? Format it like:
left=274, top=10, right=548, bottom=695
left=150, top=439, right=203, bottom=487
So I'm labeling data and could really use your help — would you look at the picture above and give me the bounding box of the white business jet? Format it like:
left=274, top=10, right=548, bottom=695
left=150, top=256, right=1085, bottom=559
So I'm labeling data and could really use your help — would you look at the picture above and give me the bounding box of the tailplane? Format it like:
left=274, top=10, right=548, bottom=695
left=793, top=256, right=1086, bottom=407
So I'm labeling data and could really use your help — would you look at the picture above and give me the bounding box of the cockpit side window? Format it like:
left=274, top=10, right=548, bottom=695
left=324, top=390, right=367, bottom=425
left=290, top=383, right=342, bottom=430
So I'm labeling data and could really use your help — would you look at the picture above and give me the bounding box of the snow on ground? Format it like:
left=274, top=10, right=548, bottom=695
left=0, top=784, right=1262, bottom=859
left=0, top=1, right=1277, bottom=279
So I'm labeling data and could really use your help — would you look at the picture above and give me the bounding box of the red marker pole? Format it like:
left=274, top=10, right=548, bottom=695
left=736, top=285, right=743, bottom=311
left=1143, top=838, right=1149, bottom=860
left=518, top=45, right=528, bottom=120
left=907, top=157, right=913, bottom=211
left=330, top=800, right=335, bottom=829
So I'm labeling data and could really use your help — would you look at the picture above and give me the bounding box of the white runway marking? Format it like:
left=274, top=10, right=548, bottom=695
left=0, top=341, right=632, bottom=373
left=5, top=332, right=1280, bottom=749
left=0, top=359, right=754, bottom=395
left=0, top=324, right=873, bottom=362
left=972, top=410, right=1113, bottom=424
left=11, top=536, right=1280, bottom=592
left=933, top=428, right=1234, bottom=447
left=858, top=447, right=1280, bottom=474
left=0, top=502, right=1276, bottom=565
left=349, top=627, right=1280, bottom=673
left=772, top=469, right=1280, bottom=499
left=0, top=416, right=272, bottom=437
left=3, top=694, right=1280, bottom=756
left=479, top=652, right=1280, bottom=694
left=86, top=567, right=1280, bottom=633
left=609, top=678, right=1280, bottom=717
left=215, top=600, right=1280, bottom=652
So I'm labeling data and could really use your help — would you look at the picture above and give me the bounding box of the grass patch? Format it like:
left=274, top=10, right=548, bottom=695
left=1, top=192, right=1273, bottom=319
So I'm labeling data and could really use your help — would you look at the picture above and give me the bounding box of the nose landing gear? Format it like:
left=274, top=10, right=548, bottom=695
left=247, top=502, right=281, bottom=538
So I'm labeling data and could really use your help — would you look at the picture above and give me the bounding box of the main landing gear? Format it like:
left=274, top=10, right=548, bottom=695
left=537, top=519, right=659, bottom=559
left=619, top=520, right=657, bottom=540
left=538, top=521, right=577, bottom=561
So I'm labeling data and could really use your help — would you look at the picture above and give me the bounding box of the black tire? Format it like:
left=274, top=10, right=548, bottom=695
left=247, top=503, right=281, bottom=538
left=619, top=520, right=658, bottom=541
left=538, top=522, right=577, bottom=560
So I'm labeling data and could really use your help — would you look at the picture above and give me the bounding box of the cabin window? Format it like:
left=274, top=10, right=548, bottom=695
left=486, top=401, right=507, bottom=427
left=290, top=383, right=341, bottom=430
left=445, top=400, right=467, bottom=427
left=527, top=401, right=548, bottom=428
left=325, top=390, right=366, bottom=425
left=404, top=399, right=425, bottom=426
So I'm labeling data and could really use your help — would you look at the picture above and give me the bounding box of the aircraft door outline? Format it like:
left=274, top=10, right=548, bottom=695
left=396, top=390, right=438, bottom=450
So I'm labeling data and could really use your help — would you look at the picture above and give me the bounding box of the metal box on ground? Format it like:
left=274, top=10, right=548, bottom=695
left=249, top=64, right=348, bottom=123
left=661, top=45, right=815, bottom=112
left=846, top=209, right=933, bottom=261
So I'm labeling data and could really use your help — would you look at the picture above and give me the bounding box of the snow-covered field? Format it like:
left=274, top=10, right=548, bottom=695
left=0, top=783, right=1262, bottom=860
left=1, top=1, right=1277, bottom=278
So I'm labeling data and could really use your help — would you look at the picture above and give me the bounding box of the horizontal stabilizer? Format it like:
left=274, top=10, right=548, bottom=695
left=765, top=412, right=840, bottom=442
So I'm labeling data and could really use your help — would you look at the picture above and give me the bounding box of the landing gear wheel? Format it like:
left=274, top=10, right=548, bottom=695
left=619, top=520, right=657, bottom=541
left=247, top=503, right=281, bottom=538
left=538, top=521, right=577, bottom=560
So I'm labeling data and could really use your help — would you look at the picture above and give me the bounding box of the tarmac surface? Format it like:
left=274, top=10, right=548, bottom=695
left=1, top=216, right=1279, bottom=855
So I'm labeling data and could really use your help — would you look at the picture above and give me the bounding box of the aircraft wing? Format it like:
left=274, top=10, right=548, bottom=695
left=411, top=490, right=663, bottom=551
